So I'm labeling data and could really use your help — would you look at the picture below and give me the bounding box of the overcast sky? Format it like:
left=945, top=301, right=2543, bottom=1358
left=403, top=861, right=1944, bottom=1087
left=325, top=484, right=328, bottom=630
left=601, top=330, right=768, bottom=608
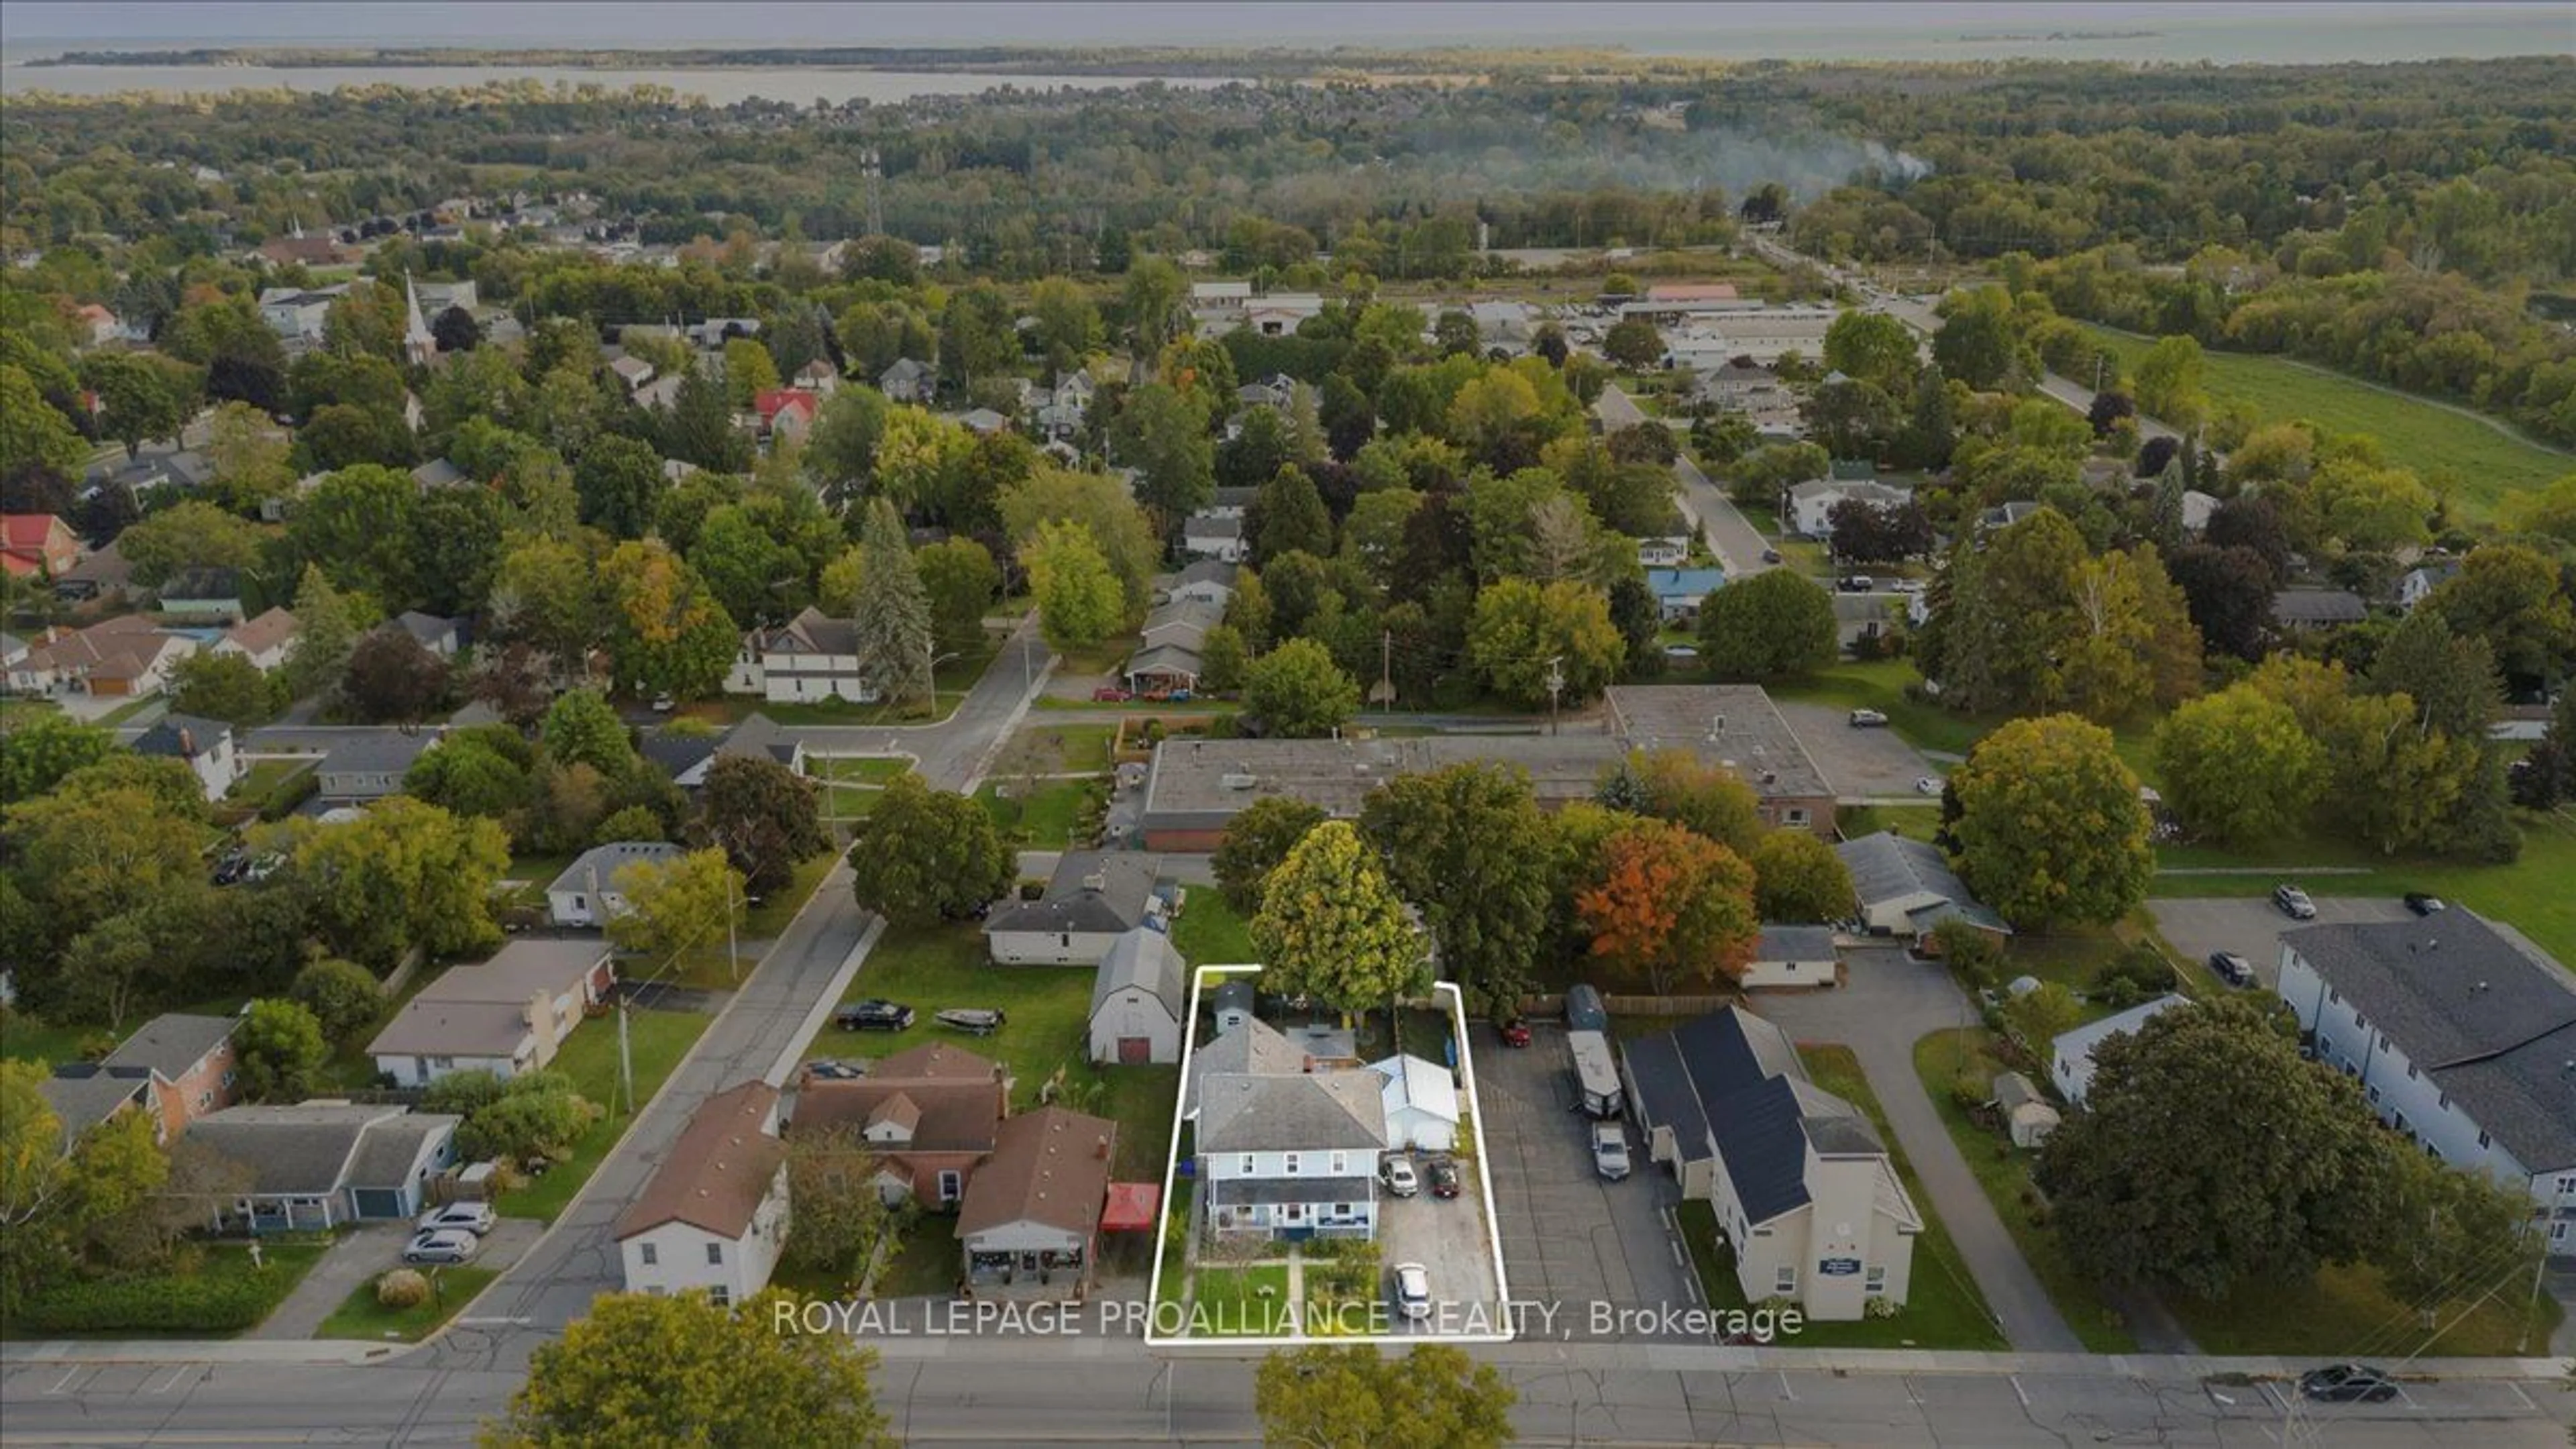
left=7, top=1, right=2567, bottom=50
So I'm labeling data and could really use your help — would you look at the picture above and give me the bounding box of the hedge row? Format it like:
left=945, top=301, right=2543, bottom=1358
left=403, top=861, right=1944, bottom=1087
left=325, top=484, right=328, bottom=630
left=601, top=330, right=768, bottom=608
left=13, top=1260, right=304, bottom=1334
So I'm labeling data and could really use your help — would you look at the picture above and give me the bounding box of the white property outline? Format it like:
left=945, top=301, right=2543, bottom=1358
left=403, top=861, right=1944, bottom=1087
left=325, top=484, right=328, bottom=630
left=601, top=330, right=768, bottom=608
left=1142, top=964, right=1515, bottom=1348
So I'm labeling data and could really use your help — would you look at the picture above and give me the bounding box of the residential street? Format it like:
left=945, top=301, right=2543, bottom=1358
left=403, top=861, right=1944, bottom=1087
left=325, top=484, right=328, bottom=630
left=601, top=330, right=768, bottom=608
left=1741, top=951, right=2086, bottom=1354
left=1671, top=452, right=1777, bottom=577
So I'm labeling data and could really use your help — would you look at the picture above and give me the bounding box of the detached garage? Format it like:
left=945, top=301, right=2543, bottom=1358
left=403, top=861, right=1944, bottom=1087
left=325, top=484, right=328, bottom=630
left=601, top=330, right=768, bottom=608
left=1087, top=927, right=1185, bottom=1065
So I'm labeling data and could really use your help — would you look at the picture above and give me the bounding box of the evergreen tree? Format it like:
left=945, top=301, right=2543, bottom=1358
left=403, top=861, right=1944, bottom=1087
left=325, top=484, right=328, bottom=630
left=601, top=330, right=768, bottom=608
left=851, top=498, right=933, bottom=704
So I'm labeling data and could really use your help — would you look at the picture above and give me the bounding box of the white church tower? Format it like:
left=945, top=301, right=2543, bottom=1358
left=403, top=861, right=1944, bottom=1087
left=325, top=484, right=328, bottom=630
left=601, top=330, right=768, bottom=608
left=402, top=271, right=437, bottom=366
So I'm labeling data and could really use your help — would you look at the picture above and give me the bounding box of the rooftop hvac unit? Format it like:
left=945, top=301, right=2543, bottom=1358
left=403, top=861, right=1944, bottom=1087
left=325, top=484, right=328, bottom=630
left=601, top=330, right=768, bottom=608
left=1221, top=773, right=1258, bottom=790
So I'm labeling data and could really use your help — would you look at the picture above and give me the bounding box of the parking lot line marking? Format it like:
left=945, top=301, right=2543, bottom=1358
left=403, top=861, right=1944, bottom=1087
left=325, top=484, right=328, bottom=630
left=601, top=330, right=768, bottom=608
left=48, top=1367, right=84, bottom=1395
left=2010, top=1375, right=2028, bottom=1407
left=1778, top=1371, right=1796, bottom=1402
left=148, top=1365, right=193, bottom=1394
left=2506, top=1382, right=2536, bottom=1412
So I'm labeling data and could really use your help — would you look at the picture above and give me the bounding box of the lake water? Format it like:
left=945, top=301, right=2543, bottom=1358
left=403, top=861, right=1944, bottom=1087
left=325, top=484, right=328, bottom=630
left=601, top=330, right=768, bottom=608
left=0, top=64, right=1236, bottom=105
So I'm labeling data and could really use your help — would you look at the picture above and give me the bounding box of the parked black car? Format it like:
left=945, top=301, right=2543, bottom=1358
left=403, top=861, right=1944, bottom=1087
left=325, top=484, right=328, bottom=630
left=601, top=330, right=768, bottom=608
left=835, top=999, right=916, bottom=1032
left=1426, top=1156, right=1461, bottom=1200
left=2298, top=1363, right=2399, bottom=1403
left=2403, top=892, right=2447, bottom=916
left=2206, top=951, right=2255, bottom=987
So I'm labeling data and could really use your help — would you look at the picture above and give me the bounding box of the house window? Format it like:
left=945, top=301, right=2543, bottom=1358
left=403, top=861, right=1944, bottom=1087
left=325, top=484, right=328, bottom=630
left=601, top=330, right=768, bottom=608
left=573, top=895, right=586, bottom=912
left=1284, top=1153, right=1299, bottom=1175
left=1330, top=1152, right=1346, bottom=1175
left=706, top=1242, right=724, bottom=1265
left=197, top=1091, right=212, bottom=1110
left=938, top=1171, right=963, bottom=1203
left=2436, top=1094, right=2449, bottom=1112
left=2353, top=1012, right=2367, bottom=1030
left=1240, top=1155, right=1255, bottom=1177
left=2367, top=1085, right=2380, bottom=1104
left=1785, top=809, right=1810, bottom=827
left=708, top=1286, right=730, bottom=1307
left=641, top=1242, right=658, bottom=1266
left=1283, top=1203, right=1303, bottom=1222
left=2392, top=1110, right=2409, bottom=1134
left=221, top=1070, right=236, bottom=1089
left=2476, top=1130, right=2491, bottom=1150
left=2406, top=1061, right=2418, bottom=1079
left=2555, top=1175, right=2576, bottom=1197
left=1332, top=1203, right=1350, bottom=1219
left=1864, top=1267, right=1887, bottom=1295
left=1775, top=1267, right=1797, bottom=1294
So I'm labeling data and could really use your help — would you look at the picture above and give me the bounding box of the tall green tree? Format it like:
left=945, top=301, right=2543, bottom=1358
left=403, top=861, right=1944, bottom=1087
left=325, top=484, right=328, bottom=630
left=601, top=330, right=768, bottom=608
left=700, top=753, right=826, bottom=896
left=543, top=689, right=636, bottom=779
left=1021, top=520, right=1125, bottom=650
left=2152, top=686, right=2325, bottom=844
left=1750, top=829, right=1854, bottom=922
left=0, top=714, right=113, bottom=802
left=575, top=435, right=666, bottom=540
left=914, top=537, right=1000, bottom=654
left=1950, top=714, right=2153, bottom=928
left=1696, top=570, right=1837, bottom=680
left=233, top=998, right=329, bottom=1102
left=852, top=498, right=934, bottom=704
left=2035, top=998, right=2394, bottom=1300
left=844, top=773, right=1012, bottom=927
left=1111, top=380, right=1215, bottom=525
left=1253, top=1345, right=1515, bottom=1449
left=290, top=796, right=511, bottom=967
left=1250, top=821, right=1427, bottom=1010
left=1359, top=762, right=1559, bottom=1009
left=605, top=848, right=744, bottom=969
left=1254, top=465, right=1334, bottom=565
left=491, top=1290, right=898, bottom=1449
left=1212, top=797, right=1328, bottom=916
left=1242, top=638, right=1360, bottom=738
left=600, top=540, right=740, bottom=702
left=1465, top=578, right=1625, bottom=709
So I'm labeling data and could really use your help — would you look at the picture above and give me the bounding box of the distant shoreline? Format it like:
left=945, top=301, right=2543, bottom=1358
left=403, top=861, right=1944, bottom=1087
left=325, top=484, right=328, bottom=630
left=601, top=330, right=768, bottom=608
left=26, top=46, right=1372, bottom=78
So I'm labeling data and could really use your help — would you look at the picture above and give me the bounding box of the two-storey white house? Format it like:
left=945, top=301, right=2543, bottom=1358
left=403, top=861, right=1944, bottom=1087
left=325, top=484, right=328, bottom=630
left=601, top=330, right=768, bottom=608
left=2277, top=914, right=2576, bottom=1257
left=1621, top=1006, right=1920, bottom=1320
left=615, top=1080, right=789, bottom=1306
left=1193, top=1018, right=1388, bottom=1242
left=726, top=606, right=880, bottom=704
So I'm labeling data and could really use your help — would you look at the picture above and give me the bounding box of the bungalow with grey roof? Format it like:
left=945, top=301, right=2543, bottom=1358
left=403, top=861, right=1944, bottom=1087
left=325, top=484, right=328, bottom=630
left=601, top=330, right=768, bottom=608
left=547, top=841, right=690, bottom=927
left=317, top=730, right=439, bottom=801
left=2270, top=587, right=2369, bottom=632
left=367, top=939, right=617, bottom=1087
left=133, top=711, right=239, bottom=800
left=1836, top=831, right=2010, bottom=948
left=186, top=1104, right=460, bottom=1232
left=986, top=852, right=1165, bottom=966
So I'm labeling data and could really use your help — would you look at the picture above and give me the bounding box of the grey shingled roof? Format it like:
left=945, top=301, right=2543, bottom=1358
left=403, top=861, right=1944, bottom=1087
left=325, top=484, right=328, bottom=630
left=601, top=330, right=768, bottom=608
left=548, top=841, right=688, bottom=898
left=346, top=1112, right=458, bottom=1187
left=100, top=1013, right=237, bottom=1080
left=133, top=712, right=230, bottom=761
left=1185, top=1016, right=1305, bottom=1118
left=985, top=852, right=1161, bottom=937
left=640, top=731, right=722, bottom=782
left=2270, top=588, right=2369, bottom=625
left=1836, top=831, right=2010, bottom=934
left=716, top=712, right=800, bottom=767
left=185, top=1104, right=417, bottom=1196
left=37, top=1071, right=151, bottom=1153
left=2286, top=914, right=2576, bottom=1171
left=1625, top=1006, right=1898, bottom=1226
left=1185, top=515, right=1243, bottom=541
left=1197, top=1070, right=1387, bottom=1155
left=1090, top=926, right=1186, bottom=1023
left=1755, top=926, right=1839, bottom=962
left=319, top=731, right=438, bottom=779
left=1210, top=1175, right=1374, bottom=1208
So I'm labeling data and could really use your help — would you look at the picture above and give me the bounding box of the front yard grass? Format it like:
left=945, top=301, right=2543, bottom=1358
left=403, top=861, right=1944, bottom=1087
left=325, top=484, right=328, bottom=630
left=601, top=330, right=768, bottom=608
left=1767, top=659, right=1992, bottom=758
left=500, top=1006, right=712, bottom=1224
left=807, top=923, right=1179, bottom=1180
left=224, top=757, right=312, bottom=804
left=975, top=775, right=1104, bottom=850
left=9, top=1240, right=331, bottom=1338
left=1910, top=1029, right=2141, bottom=1353
left=1192, top=1263, right=1293, bottom=1336
left=1, top=1010, right=97, bottom=1067
left=315, top=1265, right=499, bottom=1342
left=2167, top=1260, right=2560, bottom=1358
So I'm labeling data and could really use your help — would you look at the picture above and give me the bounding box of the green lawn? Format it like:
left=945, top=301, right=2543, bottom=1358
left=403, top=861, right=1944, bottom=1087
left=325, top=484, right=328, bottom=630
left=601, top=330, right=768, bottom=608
left=1994, top=928, right=2187, bottom=1023
left=810, top=761, right=904, bottom=825
left=315, top=1265, right=499, bottom=1342
left=975, top=776, right=1104, bottom=850
left=808, top=924, right=1180, bottom=1180
left=1768, top=659, right=1991, bottom=758
left=1910, top=1030, right=2141, bottom=1352
left=224, top=757, right=312, bottom=804
left=2167, top=1259, right=2559, bottom=1358
left=501, top=1006, right=712, bottom=1224
left=1835, top=804, right=1943, bottom=845
left=739, top=853, right=837, bottom=941
left=1, top=1011, right=97, bottom=1067
left=9, top=1240, right=331, bottom=1337
left=2150, top=810, right=2576, bottom=972
left=1674, top=1046, right=2008, bottom=1350
left=1169, top=894, right=1258, bottom=967
left=2083, top=323, right=2572, bottom=521
left=1191, top=1264, right=1294, bottom=1336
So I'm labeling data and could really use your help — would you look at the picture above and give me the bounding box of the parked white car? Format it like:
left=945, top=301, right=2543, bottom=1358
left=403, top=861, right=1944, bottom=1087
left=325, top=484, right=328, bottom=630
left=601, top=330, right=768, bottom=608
left=416, top=1201, right=497, bottom=1236
left=402, top=1228, right=480, bottom=1265
left=1393, top=1261, right=1433, bottom=1321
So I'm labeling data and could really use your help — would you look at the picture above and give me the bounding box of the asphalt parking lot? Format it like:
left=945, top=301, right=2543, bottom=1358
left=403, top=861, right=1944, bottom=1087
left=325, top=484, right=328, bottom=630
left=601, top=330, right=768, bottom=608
left=1477, top=1020, right=1700, bottom=1341
left=1375, top=1152, right=1503, bottom=1336
left=2149, top=893, right=2416, bottom=991
left=1774, top=702, right=1943, bottom=799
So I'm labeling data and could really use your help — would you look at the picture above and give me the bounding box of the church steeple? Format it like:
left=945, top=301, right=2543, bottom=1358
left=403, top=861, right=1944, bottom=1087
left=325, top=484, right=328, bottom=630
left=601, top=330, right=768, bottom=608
left=402, top=271, right=436, bottom=366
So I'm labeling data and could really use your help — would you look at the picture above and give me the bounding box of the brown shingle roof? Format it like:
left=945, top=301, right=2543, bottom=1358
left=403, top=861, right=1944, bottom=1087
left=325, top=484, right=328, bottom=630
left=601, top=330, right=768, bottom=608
left=221, top=606, right=301, bottom=656
left=614, top=1081, right=784, bottom=1240
left=956, top=1106, right=1116, bottom=1238
left=791, top=1045, right=1008, bottom=1153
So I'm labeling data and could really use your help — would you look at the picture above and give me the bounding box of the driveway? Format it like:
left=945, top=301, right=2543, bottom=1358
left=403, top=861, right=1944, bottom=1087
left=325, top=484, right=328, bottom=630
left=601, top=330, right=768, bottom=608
left=1375, top=1153, right=1501, bottom=1338
left=2149, top=895, right=2416, bottom=992
left=1775, top=702, right=1944, bottom=798
left=252, top=1217, right=542, bottom=1340
left=1672, top=454, right=1775, bottom=578
left=1748, top=949, right=2082, bottom=1352
left=1478, top=1022, right=1698, bottom=1341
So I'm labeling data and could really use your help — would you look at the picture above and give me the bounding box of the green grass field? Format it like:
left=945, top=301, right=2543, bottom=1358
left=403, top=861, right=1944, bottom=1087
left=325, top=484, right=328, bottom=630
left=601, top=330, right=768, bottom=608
left=1910, top=1030, right=2141, bottom=1352
left=1769, top=658, right=1988, bottom=757
left=2083, top=325, right=2572, bottom=521
left=315, top=1265, right=499, bottom=1343
left=1170, top=894, right=1258, bottom=967
left=975, top=776, right=1104, bottom=850
left=501, top=1006, right=712, bottom=1224
left=807, top=924, right=1179, bottom=1181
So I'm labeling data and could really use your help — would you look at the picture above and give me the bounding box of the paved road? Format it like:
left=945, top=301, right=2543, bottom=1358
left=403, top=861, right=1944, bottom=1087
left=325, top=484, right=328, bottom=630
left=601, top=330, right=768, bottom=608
left=1672, top=453, right=1776, bottom=576
left=1748, top=951, right=2084, bottom=1354
left=9, top=1338, right=2572, bottom=1446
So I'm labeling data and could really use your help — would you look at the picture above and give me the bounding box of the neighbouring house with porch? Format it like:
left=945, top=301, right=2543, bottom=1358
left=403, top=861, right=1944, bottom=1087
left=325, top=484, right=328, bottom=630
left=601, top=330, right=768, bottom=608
left=1619, top=1005, right=1919, bottom=1320
left=615, top=1079, right=789, bottom=1306
left=788, top=1043, right=1011, bottom=1210
left=187, top=1104, right=460, bottom=1232
left=366, top=940, right=618, bottom=1088
left=983, top=852, right=1165, bottom=966
left=957, top=1105, right=1118, bottom=1301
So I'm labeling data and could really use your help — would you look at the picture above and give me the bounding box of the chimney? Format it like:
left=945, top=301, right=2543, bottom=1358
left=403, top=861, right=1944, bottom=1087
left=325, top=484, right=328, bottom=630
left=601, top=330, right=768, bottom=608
left=178, top=727, right=195, bottom=756
left=1096, top=1134, right=1110, bottom=1160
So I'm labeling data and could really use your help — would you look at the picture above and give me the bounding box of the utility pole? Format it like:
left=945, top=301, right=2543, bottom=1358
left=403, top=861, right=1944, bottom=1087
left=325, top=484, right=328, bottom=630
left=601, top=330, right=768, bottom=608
left=1544, top=655, right=1566, bottom=736
left=1367, top=629, right=1396, bottom=710
left=728, top=874, right=741, bottom=985
left=862, top=148, right=883, bottom=237
left=616, top=999, right=633, bottom=1118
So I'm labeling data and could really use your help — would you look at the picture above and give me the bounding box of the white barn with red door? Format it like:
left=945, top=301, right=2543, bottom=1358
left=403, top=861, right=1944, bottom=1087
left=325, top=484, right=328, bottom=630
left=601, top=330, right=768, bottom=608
left=1087, top=926, right=1185, bottom=1065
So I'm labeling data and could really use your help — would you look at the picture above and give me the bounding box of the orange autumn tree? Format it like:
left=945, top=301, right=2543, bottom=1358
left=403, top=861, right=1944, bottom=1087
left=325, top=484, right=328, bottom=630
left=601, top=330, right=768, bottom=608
left=1574, top=819, right=1759, bottom=997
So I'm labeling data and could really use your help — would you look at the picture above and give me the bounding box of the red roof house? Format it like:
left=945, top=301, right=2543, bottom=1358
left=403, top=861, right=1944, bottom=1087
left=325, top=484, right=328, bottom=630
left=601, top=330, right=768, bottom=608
left=1, top=515, right=80, bottom=579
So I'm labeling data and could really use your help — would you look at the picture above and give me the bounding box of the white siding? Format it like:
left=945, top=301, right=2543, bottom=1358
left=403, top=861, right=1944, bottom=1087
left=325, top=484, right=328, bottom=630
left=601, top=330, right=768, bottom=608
left=616, top=1167, right=788, bottom=1305
left=987, top=929, right=1126, bottom=967
left=1087, top=986, right=1181, bottom=1065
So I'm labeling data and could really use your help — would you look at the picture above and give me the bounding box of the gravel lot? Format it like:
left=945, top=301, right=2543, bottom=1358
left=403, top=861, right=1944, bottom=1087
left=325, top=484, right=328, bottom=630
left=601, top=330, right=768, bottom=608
left=1775, top=701, right=1945, bottom=799
left=2149, top=893, right=2416, bottom=991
